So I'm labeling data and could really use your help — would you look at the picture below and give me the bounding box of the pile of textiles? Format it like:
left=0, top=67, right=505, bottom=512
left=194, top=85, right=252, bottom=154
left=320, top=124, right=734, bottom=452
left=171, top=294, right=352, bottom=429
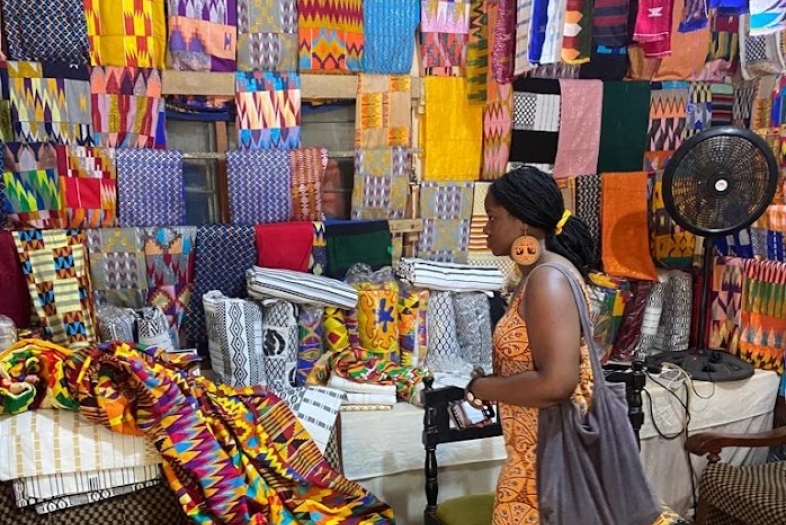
left=397, top=257, right=505, bottom=292
left=0, top=339, right=395, bottom=524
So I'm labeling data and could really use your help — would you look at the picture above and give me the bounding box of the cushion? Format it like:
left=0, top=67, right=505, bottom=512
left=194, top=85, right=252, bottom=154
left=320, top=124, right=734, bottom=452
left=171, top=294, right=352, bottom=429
left=436, top=493, right=494, bottom=525
left=700, top=461, right=786, bottom=525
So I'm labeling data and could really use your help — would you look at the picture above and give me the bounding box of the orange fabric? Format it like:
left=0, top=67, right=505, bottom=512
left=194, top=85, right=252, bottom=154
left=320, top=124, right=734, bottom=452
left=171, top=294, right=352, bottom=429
left=601, top=172, right=659, bottom=281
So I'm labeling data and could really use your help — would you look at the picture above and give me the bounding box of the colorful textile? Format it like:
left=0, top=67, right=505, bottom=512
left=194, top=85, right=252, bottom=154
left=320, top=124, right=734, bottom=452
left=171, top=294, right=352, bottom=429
left=647, top=84, right=689, bottom=152
left=236, top=71, right=301, bottom=150
left=0, top=230, right=30, bottom=328
left=425, top=290, right=463, bottom=372
left=552, top=79, right=602, bottom=178
left=2, top=142, right=64, bottom=229
left=422, top=77, right=483, bottom=181
left=353, top=282, right=400, bottom=361
left=1, top=0, right=89, bottom=64
left=468, top=181, right=491, bottom=253
left=418, top=181, right=474, bottom=263
left=289, top=147, right=326, bottom=221
left=739, top=260, right=786, bottom=372
left=86, top=228, right=148, bottom=309
left=513, top=0, right=534, bottom=75
left=136, top=305, right=174, bottom=351
left=709, top=257, right=750, bottom=354
left=651, top=171, right=696, bottom=267
left=686, top=81, right=712, bottom=136
left=465, top=0, right=488, bottom=103
left=587, top=273, right=630, bottom=361
left=97, top=304, right=137, bottom=342
left=237, top=0, right=298, bottom=72
left=360, top=0, right=420, bottom=74
left=481, top=81, right=513, bottom=180
left=601, top=172, right=659, bottom=281
left=142, top=227, right=197, bottom=350
left=226, top=149, right=291, bottom=225
left=309, top=221, right=328, bottom=275
left=592, top=0, right=631, bottom=46
left=298, top=0, right=364, bottom=71
left=55, top=145, right=118, bottom=228
left=84, top=0, right=166, bottom=68
left=575, top=173, right=602, bottom=267
left=261, top=300, right=299, bottom=392
left=420, top=31, right=468, bottom=76
left=296, top=305, right=324, bottom=386
left=540, top=0, right=567, bottom=64
left=351, top=147, right=410, bottom=220
left=680, top=0, right=710, bottom=32
left=167, top=0, right=238, bottom=71
left=703, top=13, right=739, bottom=81
left=509, top=78, right=561, bottom=165
left=255, top=222, right=314, bottom=272
left=13, top=230, right=97, bottom=348
left=398, top=288, right=429, bottom=367
left=7, top=61, right=92, bottom=145
left=323, top=307, right=351, bottom=353
left=750, top=0, right=786, bottom=35
left=490, top=0, right=515, bottom=82
left=634, top=0, right=673, bottom=45
left=562, top=0, right=593, bottom=64
left=355, top=75, right=411, bottom=148
left=653, top=270, right=693, bottom=352
left=324, top=220, right=392, bottom=279
left=709, top=82, right=734, bottom=125
left=116, top=149, right=185, bottom=227
left=90, top=66, right=163, bottom=148
left=598, top=81, right=650, bottom=172
left=740, top=15, right=785, bottom=80
left=613, top=281, right=654, bottom=361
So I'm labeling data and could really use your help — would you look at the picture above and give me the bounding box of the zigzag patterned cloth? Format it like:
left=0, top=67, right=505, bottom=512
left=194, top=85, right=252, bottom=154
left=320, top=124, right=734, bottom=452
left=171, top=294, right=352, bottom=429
left=2, top=142, right=64, bottom=229
left=418, top=181, right=474, bottom=263
left=8, top=61, right=92, bottom=145
left=13, top=230, right=97, bottom=348
left=86, top=228, right=148, bottom=309
left=168, top=0, right=238, bottom=72
left=289, top=147, right=326, bottom=221
left=355, top=74, right=411, bottom=148
left=647, top=83, right=689, bottom=152
left=481, top=73, right=513, bottom=179
left=351, top=147, right=411, bottom=220
left=710, top=257, right=751, bottom=354
left=116, top=149, right=185, bottom=227
left=141, top=227, right=197, bottom=350
left=226, top=149, right=291, bottom=225
left=1, top=0, right=89, bottom=65
left=575, top=173, right=602, bottom=267
left=236, top=71, right=301, bottom=150
left=55, top=145, right=118, bottom=228
left=650, top=170, right=695, bottom=268
left=420, top=0, right=470, bottom=76
left=465, top=0, right=488, bottom=103
left=298, top=0, right=364, bottom=71
left=739, top=260, right=786, bottom=373
left=686, top=81, right=712, bottom=137
left=237, top=0, right=298, bottom=71
left=84, top=0, right=166, bottom=68
left=90, top=67, right=164, bottom=148
left=360, top=0, right=419, bottom=74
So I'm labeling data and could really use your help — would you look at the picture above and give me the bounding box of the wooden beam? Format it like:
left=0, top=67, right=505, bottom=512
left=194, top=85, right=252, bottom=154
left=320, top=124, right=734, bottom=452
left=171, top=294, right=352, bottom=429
left=389, top=218, right=423, bottom=234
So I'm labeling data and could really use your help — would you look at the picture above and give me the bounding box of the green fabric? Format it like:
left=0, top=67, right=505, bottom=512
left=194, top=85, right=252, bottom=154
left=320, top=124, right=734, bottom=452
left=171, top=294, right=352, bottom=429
left=435, top=493, right=494, bottom=525
left=326, top=228, right=392, bottom=279
left=597, top=81, right=651, bottom=173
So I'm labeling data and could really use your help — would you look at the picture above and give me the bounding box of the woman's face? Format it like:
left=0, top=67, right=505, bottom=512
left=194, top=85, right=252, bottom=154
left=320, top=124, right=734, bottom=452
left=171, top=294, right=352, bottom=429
left=484, top=192, right=526, bottom=257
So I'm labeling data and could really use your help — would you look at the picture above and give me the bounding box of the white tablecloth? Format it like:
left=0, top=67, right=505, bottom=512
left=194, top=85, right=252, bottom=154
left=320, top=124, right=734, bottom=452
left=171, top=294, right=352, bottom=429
left=341, top=369, right=780, bottom=525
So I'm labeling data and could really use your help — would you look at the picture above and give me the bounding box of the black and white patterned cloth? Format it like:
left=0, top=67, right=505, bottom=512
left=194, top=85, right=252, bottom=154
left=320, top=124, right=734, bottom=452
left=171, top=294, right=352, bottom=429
left=96, top=305, right=137, bottom=342
left=699, top=461, right=786, bottom=525
left=135, top=306, right=174, bottom=352
left=635, top=280, right=665, bottom=356
left=261, top=300, right=299, bottom=392
left=425, top=291, right=465, bottom=373
left=653, top=270, right=692, bottom=353
left=274, top=386, right=346, bottom=455
left=246, top=266, right=358, bottom=309
left=453, top=292, right=493, bottom=371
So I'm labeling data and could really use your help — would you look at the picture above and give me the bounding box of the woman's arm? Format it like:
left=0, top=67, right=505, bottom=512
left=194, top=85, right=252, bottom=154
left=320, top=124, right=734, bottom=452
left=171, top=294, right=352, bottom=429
left=469, top=266, right=583, bottom=408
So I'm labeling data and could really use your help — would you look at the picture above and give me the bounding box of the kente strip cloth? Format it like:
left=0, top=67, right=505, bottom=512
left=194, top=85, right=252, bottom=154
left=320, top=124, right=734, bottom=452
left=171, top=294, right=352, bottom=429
left=237, top=0, right=298, bottom=72
left=739, top=260, right=786, bottom=373
left=647, top=83, right=689, bottom=153
left=514, top=0, right=534, bottom=75
left=652, top=269, right=693, bottom=352
left=360, top=0, right=420, bottom=74
left=562, top=0, right=593, bottom=64
left=2, top=142, right=64, bottom=229
left=650, top=170, right=696, bottom=268
left=575, top=173, right=601, bottom=267
left=13, top=230, right=97, bottom=348
left=296, top=305, right=325, bottom=386
left=1, top=0, right=89, bottom=65
left=481, top=77, right=513, bottom=181
left=602, top=172, right=659, bottom=281
left=298, top=0, right=364, bottom=72
left=55, top=145, right=118, bottom=229
left=38, top=342, right=394, bottom=524
left=236, top=71, right=301, bottom=150
left=353, top=282, right=401, bottom=362
left=116, top=149, right=185, bottom=227
left=351, top=147, right=410, bottom=220
left=552, top=79, right=602, bottom=178
left=355, top=74, right=412, bottom=148
left=84, top=0, right=166, bottom=68
left=7, top=61, right=92, bottom=146
left=86, top=228, right=148, bottom=309
left=509, top=77, right=561, bottom=165
left=289, top=147, right=326, bottom=221
left=184, top=225, right=256, bottom=354
left=491, top=0, right=515, bottom=82
left=141, top=227, right=197, bottom=350
left=226, top=149, right=291, bottom=225
left=420, top=31, right=468, bottom=76
left=709, top=82, right=734, bottom=126
left=0, top=229, right=31, bottom=328
left=540, top=0, right=567, bottom=64
left=704, top=13, right=739, bottom=81
left=466, top=0, right=489, bottom=104
left=597, top=81, right=650, bottom=172
left=750, top=0, right=786, bottom=35
left=167, top=0, right=238, bottom=72
left=421, top=77, right=483, bottom=181
left=418, top=181, right=474, bottom=263
left=90, top=67, right=163, bottom=148
left=468, top=181, right=491, bottom=253
left=309, top=221, right=328, bottom=275
left=739, top=15, right=785, bottom=81
left=586, top=273, right=630, bottom=361
left=733, top=79, right=757, bottom=127
left=710, top=257, right=751, bottom=354
left=686, top=81, right=712, bottom=137
left=592, top=0, right=630, bottom=46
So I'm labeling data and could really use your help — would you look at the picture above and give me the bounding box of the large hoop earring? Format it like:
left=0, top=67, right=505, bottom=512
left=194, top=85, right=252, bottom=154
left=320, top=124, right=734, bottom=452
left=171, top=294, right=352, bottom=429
left=510, top=229, right=541, bottom=266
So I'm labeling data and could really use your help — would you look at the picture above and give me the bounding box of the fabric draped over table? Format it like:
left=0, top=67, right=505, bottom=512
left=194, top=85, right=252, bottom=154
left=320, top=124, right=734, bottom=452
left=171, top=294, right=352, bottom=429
left=351, top=147, right=411, bottom=220
left=235, top=70, right=301, bottom=150
left=116, top=149, right=185, bottom=227
left=167, top=0, right=238, bottom=72
left=84, top=0, right=166, bottom=68
left=226, top=149, right=291, bottom=225
left=86, top=228, right=148, bottom=309
left=418, top=181, right=474, bottom=263
left=237, top=0, right=298, bottom=72
left=297, top=0, right=364, bottom=72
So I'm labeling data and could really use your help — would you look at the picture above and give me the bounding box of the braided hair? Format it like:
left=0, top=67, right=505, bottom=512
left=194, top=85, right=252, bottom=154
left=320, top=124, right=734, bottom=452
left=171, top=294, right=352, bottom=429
left=489, top=166, right=596, bottom=276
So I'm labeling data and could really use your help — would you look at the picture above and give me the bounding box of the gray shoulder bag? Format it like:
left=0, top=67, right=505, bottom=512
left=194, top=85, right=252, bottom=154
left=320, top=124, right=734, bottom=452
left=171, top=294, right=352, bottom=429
left=533, top=263, right=662, bottom=525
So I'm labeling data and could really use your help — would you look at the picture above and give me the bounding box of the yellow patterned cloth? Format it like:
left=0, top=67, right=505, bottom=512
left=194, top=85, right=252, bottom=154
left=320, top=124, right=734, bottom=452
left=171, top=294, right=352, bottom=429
left=421, top=77, right=483, bottom=180
left=84, top=0, right=166, bottom=68
left=355, top=74, right=412, bottom=148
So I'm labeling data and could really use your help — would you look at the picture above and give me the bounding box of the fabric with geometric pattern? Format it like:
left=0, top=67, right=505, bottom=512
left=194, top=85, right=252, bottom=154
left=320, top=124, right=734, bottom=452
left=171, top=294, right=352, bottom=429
left=116, top=149, right=184, bottom=227
left=235, top=71, right=301, bottom=150
left=2, top=141, right=65, bottom=229
left=167, top=0, right=238, bottom=72
left=351, top=147, right=411, bottom=220
left=226, top=149, right=292, bottom=225
left=84, top=0, right=166, bottom=68
left=298, top=0, right=364, bottom=72
left=418, top=181, right=474, bottom=263
left=86, top=227, right=148, bottom=309
left=56, top=145, right=118, bottom=228
left=262, top=300, right=300, bottom=392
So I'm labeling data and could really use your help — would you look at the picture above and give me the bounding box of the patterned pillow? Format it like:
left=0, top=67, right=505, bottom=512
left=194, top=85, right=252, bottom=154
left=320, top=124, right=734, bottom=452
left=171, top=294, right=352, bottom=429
left=275, top=386, right=345, bottom=455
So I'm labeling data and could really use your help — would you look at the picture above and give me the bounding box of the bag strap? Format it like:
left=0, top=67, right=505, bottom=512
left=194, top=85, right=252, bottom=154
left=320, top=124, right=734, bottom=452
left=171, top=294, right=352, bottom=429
left=527, top=262, right=606, bottom=388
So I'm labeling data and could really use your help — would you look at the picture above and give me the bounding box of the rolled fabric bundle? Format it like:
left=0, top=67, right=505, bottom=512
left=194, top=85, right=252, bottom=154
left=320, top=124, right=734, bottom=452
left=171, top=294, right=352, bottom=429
left=354, top=282, right=400, bottom=362
left=96, top=305, right=137, bottom=343
left=136, top=306, right=174, bottom=351
left=262, top=300, right=299, bottom=393
left=296, top=306, right=325, bottom=386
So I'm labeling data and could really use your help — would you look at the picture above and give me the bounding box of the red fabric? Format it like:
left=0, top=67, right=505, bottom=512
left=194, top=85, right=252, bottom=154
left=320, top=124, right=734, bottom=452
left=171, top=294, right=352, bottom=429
left=254, top=222, right=314, bottom=273
left=0, top=230, right=31, bottom=328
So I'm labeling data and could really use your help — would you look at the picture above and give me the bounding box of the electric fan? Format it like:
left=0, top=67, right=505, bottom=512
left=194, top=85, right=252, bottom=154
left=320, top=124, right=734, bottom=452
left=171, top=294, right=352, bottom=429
left=645, top=126, right=779, bottom=382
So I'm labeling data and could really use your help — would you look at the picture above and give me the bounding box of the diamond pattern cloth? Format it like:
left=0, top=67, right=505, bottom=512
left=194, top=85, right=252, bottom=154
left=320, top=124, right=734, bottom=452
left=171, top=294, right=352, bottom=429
left=226, top=149, right=291, bottom=225
left=355, top=74, right=412, bottom=148
left=13, top=229, right=97, bottom=347
left=1, top=0, right=89, bottom=64
left=575, top=173, right=602, bottom=267
left=360, top=0, right=420, bottom=74
left=418, top=181, right=474, bottom=263
left=425, top=290, right=464, bottom=373
left=168, top=0, right=238, bottom=72
left=56, top=145, right=118, bottom=228
left=289, top=147, right=326, bottom=221
left=262, top=300, right=299, bottom=392
left=84, top=0, right=166, bottom=68
left=2, top=142, right=64, bottom=229
left=298, top=0, right=364, bottom=72
left=237, top=0, right=298, bottom=71
left=236, top=71, right=301, bottom=150
left=86, top=228, right=148, bottom=308
left=116, top=149, right=185, bottom=227
left=351, top=147, right=410, bottom=220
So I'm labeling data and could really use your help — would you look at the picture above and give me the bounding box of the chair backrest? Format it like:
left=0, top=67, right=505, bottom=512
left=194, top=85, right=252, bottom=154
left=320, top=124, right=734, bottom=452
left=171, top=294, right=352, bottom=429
left=421, top=361, right=648, bottom=523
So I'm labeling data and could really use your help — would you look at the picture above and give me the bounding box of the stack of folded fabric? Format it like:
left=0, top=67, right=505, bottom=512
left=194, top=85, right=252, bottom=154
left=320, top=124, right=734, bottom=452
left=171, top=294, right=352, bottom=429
left=396, top=258, right=504, bottom=292
left=246, top=266, right=358, bottom=309
left=328, top=373, right=398, bottom=411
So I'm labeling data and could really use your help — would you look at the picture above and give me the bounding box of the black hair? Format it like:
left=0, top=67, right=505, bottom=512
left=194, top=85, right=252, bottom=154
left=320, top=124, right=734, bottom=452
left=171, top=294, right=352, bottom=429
left=489, top=166, right=596, bottom=276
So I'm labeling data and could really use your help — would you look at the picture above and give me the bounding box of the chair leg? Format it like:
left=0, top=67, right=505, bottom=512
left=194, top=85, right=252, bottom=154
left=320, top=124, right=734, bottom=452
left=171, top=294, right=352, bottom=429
left=694, top=499, right=708, bottom=525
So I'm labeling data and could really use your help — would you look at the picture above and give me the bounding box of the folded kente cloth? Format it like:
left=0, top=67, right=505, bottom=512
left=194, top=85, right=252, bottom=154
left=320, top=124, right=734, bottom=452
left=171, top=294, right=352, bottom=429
left=739, top=260, right=786, bottom=373
left=86, top=228, right=148, bottom=309
left=167, top=0, right=237, bottom=72
left=116, top=149, right=185, bottom=227
left=509, top=78, right=561, bottom=165
left=84, top=0, right=166, bottom=68
left=255, top=222, right=314, bottom=272
left=355, top=75, right=412, bottom=149
left=296, top=306, right=325, bottom=386
left=56, top=145, right=118, bottom=228
left=597, top=81, right=650, bottom=172
left=709, top=257, right=751, bottom=354
left=324, top=220, right=393, bottom=279
left=226, top=149, right=292, bottom=225
left=2, top=141, right=64, bottom=229
left=297, top=0, right=364, bottom=72
left=0, top=230, right=30, bottom=328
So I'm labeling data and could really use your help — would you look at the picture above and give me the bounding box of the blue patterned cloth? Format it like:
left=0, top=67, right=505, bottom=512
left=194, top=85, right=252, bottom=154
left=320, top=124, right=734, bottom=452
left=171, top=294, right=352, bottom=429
left=226, top=149, right=291, bottom=225
left=361, top=0, right=420, bottom=74
left=116, top=149, right=185, bottom=227
left=184, top=225, right=257, bottom=355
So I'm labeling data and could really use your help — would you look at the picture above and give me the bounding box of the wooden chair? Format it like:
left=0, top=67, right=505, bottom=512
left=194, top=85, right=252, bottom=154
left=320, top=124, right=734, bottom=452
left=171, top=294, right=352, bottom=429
left=685, top=425, right=786, bottom=525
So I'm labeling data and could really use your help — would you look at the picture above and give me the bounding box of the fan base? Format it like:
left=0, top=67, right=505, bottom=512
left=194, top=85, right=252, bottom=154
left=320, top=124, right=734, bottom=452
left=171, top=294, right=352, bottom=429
left=645, top=349, right=754, bottom=383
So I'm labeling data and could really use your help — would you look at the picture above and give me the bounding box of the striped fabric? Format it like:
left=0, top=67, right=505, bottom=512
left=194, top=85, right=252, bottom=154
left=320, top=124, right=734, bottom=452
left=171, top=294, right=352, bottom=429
left=397, top=257, right=504, bottom=292
left=246, top=266, right=358, bottom=309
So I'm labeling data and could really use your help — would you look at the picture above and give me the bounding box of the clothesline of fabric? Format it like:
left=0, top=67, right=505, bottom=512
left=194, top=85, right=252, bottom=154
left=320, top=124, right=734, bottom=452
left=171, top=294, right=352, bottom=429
left=182, top=149, right=424, bottom=160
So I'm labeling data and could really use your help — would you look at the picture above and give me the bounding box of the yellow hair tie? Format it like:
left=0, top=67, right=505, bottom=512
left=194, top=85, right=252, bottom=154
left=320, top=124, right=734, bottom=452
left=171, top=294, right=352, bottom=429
left=555, top=209, right=572, bottom=236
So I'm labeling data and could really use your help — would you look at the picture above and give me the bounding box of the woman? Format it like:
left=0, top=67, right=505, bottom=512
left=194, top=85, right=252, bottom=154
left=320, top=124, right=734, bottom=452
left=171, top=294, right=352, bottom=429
left=464, top=167, right=672, bottom=525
